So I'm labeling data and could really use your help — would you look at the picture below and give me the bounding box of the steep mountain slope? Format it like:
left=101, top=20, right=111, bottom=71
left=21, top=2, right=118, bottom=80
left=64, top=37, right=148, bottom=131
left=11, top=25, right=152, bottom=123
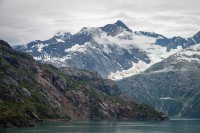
left=15, top=21, right=200, bottom=80
left=0, top=40, right=167, bottom=128
left=117, top=44, right=200, bottom=117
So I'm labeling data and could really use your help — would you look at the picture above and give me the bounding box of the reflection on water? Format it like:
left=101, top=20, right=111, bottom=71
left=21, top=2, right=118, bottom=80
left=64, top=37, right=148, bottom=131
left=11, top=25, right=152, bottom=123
left=1, top=118, right=200, bottom=133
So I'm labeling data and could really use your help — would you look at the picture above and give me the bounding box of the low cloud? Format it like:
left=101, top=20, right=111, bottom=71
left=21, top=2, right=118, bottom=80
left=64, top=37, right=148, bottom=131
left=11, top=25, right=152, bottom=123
left=93, top=33, right=155, bottom=51
left=0, top=0, right=199, bottom=45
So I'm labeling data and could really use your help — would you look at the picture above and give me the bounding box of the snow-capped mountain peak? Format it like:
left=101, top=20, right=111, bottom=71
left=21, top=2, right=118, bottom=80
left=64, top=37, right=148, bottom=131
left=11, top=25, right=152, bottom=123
left=115, top=20, right=132, bottom=32
left=14, top=21, right=200, bottom=80
left=101, top=20, right=132, bottom=36
left=49, top=31, right=72, bottom=43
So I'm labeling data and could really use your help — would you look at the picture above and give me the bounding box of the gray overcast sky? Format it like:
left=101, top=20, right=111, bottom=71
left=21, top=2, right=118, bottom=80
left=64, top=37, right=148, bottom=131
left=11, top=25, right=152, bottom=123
left=0, top=0, right=200, bottom=45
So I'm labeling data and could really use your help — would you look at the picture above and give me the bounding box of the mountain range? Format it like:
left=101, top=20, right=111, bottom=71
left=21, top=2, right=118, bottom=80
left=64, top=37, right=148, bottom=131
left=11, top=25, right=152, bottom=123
left=14, top=20, right=200, bottom=118
left=15, top=20, right=200, bottom=80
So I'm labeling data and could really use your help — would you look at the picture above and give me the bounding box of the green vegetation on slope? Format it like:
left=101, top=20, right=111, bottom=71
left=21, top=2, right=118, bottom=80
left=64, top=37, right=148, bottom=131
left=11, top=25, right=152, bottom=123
left=0, top=40, right=168, bottom=128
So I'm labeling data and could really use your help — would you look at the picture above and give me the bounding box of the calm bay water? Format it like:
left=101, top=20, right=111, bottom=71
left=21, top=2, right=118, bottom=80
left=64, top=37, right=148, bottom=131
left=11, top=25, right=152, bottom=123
left=1, top=118, right=200, bottom=133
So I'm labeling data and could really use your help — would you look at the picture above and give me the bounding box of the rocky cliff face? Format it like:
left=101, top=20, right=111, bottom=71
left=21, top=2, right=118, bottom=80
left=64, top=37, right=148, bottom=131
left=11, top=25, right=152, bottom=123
left=0, top=40, right=167, bottom=128
left=117, top=44, right=200, bottom=117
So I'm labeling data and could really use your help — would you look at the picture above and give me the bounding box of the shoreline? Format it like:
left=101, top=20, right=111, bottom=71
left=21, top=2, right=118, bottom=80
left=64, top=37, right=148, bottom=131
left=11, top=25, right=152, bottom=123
left=0, top=116, right=169, bottom=128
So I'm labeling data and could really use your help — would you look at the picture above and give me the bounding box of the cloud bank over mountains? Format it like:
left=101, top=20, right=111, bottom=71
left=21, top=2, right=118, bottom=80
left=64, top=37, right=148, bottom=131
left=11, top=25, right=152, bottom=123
left=0, top=0, right=199, bottom=45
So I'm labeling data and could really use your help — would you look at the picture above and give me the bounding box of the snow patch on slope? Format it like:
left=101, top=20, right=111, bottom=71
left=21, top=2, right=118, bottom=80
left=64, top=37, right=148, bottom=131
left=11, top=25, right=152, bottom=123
left=109, top=45, right=182, bottom=80
left=65, top=42, right=91, bottom=53
left=159, top=97, right=173, bottom=100
left=146, top=45, right=182, bottom=64
left=33, top=54, right=72, bottom=66
left=56, top=38, right=65, bottom=43
left=31, top=43, right=49, bottom=52
left=108, top=61, right=151, bottom=80
left=176, top=44, right=200, bottom=62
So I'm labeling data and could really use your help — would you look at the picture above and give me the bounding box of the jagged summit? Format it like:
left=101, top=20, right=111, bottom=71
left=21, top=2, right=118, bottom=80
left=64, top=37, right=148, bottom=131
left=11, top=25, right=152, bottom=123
left=52, top=20, right=133, bottom=39
left=192, top=33, right=200, bottom=44
left=78, top=27, right=101, bottom=35
left=77, top=20, right=132, bottom=36
left=101, top=20, right=132, bottom=36
left=0, top=40, right=11, bottom=48
left=194, top=31, right=200, bottom=36
left=193, top=31, right=200, bottom=41
left=50, top=32, right=72, bottom=43
left=115, top=20, right=132, bottom=32
left=54, top=31, right=72, bottom=38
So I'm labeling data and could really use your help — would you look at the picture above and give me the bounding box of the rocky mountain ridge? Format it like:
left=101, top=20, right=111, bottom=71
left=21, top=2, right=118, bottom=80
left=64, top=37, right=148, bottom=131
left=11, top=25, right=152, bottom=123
left=15, top=20, right=200, bottom=80
left=117, top=44, right=200, bottom=117
left=0, top=40, right=167, bottom=128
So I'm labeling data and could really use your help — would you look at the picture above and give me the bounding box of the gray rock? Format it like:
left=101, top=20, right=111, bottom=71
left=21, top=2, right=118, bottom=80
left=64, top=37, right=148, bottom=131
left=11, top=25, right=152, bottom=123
left=21, top=87, right=32, bottom=98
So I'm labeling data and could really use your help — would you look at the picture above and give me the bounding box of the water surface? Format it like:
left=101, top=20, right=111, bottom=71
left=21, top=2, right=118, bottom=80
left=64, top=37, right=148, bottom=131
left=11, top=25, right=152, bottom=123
left=1, top=118, right=200, bottom=133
